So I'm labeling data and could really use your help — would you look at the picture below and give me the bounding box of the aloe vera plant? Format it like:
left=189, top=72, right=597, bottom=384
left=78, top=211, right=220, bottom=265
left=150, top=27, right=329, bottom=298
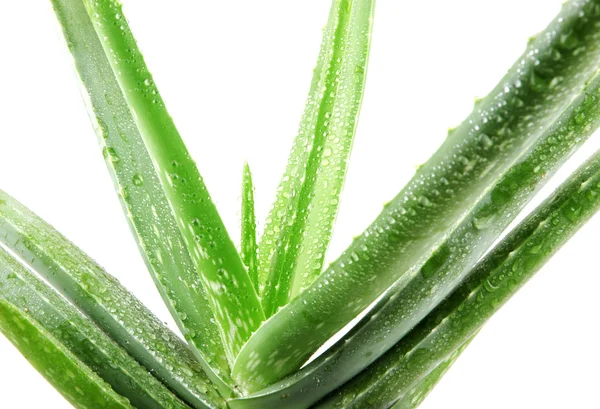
left=3, top=0, right=600, bottom=408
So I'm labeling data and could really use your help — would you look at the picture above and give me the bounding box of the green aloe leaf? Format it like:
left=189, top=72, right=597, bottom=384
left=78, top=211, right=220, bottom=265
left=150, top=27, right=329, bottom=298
left=389, top=338, right=473, bottom=409
left=53, top=0, right=265, bottom=365
left=0, top=191, right=220, bottom=408
left=49, top=0, right=232, bottom=393
left=232, top=0, right=600, bottom=393
left=258, top=0, right=375, bottom=316
left=0, top=247, right=207, bottom=409
left=0, top=299, right=134, bottom=409
left=241, top=163, right=258, bottom=292
left=229, top=65, right=600, bottom=406
left=316, top=148, right=600, bottom=408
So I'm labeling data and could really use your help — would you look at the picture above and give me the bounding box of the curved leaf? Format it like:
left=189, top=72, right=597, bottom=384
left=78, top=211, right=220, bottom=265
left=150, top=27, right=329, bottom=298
left=0, top=191, right=220, bottom=409
left=0, top=247, right=201, bottom=409
left=389, top=338, right=473, bottom=409
left=50, top=0, right=232, bottom=393
left=76, top=0, right=265, bottom=363
left=232, top=0, right=600, bottom=392
left=316, top=148, right=600, bottom=408
left=0, top=299, right=134, bottom=409
left=229, top=66, right=600, bottom=407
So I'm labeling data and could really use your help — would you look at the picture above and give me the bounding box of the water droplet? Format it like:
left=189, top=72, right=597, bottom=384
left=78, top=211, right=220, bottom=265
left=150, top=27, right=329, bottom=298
left=559, top=31, right=580, bottom=50
left=549, top=76, right=564, bottom=89
left=483, top=278, right=499, bottom=292
left=418, top=196, right=432, bottom=207
left=530, top=71, right=549, bottom=92
left=563, top=203, right=582, bottom=222
left=102, top=147, right=120, bottom=163
left=575, top=112, right=586, bottom=125
left=132, top=174, right=144, bottom=186
left=479, top=133, right=493, bottom=149
left=96, top=116, right=109, bottom=139
left=472, top=214, right=494, bottom=230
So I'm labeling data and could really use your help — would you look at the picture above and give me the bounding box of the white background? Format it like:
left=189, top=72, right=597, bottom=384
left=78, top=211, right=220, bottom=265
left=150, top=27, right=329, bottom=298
left=1, top=0, right=600, bottom=407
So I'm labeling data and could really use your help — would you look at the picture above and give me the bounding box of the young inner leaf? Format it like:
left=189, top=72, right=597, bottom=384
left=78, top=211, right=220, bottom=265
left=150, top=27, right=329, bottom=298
left=259, top=0, right=375, bottom=315
left=241, top=163, right=259, bottom=293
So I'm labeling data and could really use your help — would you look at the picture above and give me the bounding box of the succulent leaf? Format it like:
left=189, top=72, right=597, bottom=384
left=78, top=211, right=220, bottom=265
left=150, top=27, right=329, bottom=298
left=0, top=191, right=220, bottom=408
left=0, top=247, right=208, bottom=409
left=232, top=0, right=600, bottom=392
left=388, top=338, right=474, bottom=409
left=51, top=0, right=265, bottom=368
left=241, top=163, right=259, bottom=293
left=317, top=149, right=600, bottom=408
left=258, top=0, right=375, bottom=316
left=229, top=66, right=600, bottom=407
left=0, top=298, right=134, bottom=409
left=49, top=0, right=234, bottom=391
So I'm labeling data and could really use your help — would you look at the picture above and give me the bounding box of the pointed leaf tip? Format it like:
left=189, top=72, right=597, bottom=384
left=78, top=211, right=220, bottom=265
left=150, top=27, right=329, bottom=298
left=242, top=162, right=259, bottom=293
left=259, top=0, right=375, bottom=316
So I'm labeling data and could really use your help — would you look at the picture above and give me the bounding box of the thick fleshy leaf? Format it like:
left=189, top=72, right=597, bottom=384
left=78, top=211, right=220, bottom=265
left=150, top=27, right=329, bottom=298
left=54, top=0, right=265, bottom=365
left=0, top=299, right=134, bottom=409
left=232, top=0, right=600, bottom=392
left=259, top=0, right=375, bottom=316
left=389, top=338, right=473, bottom=409
left=0, top=247, right=204, bottom=409
left=0, top=191, right=220, bottom=408
left=316, top=149, right=600, bottom=408
left=229, top=66, right=600, bottom=405
left=241, top=163, right=258, bottom=292
left=49, top=0, right=232, bottom=392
